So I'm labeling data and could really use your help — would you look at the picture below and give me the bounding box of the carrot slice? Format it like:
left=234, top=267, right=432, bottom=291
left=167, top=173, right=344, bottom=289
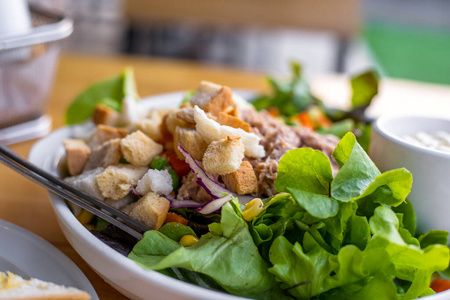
left=296, top=112, right=315, bottom=130
left=430, top=278, right=450, bottom=293
left=164, top=212, right=189, bottom=225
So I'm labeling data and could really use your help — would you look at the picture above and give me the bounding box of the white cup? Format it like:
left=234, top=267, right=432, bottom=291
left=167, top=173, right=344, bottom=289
left=0, top=0, right=32, bottom=38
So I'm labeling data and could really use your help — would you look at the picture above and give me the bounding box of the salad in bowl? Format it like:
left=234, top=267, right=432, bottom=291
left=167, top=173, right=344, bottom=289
left=42, top=67, right=450, bottom=299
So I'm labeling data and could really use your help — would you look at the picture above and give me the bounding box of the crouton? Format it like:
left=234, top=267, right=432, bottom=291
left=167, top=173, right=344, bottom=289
left=176, top=108, right=196, bottom=125
left=136, top=169, right=173, bottom=196
left=164, top=110, right=194, bottom=136
left=65, top=168, right=105, bottom=201
left=225, top=105, right=239, bottom=118
left=193, top=105, right=265, bottom=158
left=136, top=108, right=173, bottom=141
left=216, top=111, right=251, bottom=132
left=88, top=124, right=128, bottom=150
left=120, top=130, right=163, bottom=166
left=92, top=104, right=118, bottom=126
left=84, top=138, right=122, bottom=171
left=222, top=160, right=257, bottom=195
left=203, top=136, right=245, bottom=175
left=174, top=127, right=208, bottom=160
left=122, top=192, right=170, bottom=230
left=96, top=164, right=147, bottom=200
left=190, top=81, right=222, bottom=107
left=191, top=81, right=234, bottom=116
left=63, top=139, right=91, bottom=176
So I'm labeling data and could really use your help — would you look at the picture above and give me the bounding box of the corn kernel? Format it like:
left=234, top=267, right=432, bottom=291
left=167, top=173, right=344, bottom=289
left=179, top=235, right=199, bottom=247
left=76, top=209, right=94, bottom=225
left=242, top=198, right=264, bottom=222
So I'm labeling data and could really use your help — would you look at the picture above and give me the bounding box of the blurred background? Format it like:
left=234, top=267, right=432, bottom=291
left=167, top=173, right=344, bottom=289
left=26, top=0, right=450, bottom=83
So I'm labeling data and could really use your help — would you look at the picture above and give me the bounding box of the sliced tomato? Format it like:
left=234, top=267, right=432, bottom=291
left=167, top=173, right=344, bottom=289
left=430, top=278, right=450, bottom=293
left=166, top=150, right=191, bottom=177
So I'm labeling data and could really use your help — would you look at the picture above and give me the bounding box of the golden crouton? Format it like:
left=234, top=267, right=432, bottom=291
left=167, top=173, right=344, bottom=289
left=96, top=164, right=148, bottom=200
left=122, top=192, right=170, bottom=230
left=202, top=136, right=245, bottom=175
left=88, top=124, right=128, bottom=150
left=63, top=139, right=91, bottom=176
left=120, top=130, right=163, bottom=166
left=84, top=138, right=122, bottom=171
left=174, top=127, right=208, bottom=160
left=136, top=108, right=173, bottom=142
left=222, top=160, right=257, bottom=195
left=176, top=108, right=196, bottom=125
left=224, top=105, right=239, bottom=118
left=205, top=86, right=234, bottom=116
left=190, top=81, right=234, bottom=116
left=92, top=104, right=118, bottom=126
left=216, top=112, right=251, bottom=132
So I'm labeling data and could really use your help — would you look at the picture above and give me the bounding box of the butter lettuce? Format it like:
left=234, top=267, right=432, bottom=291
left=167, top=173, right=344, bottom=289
left=129, top=200, right=288, bottom=300
left=129, top=132, right=448, bottom=299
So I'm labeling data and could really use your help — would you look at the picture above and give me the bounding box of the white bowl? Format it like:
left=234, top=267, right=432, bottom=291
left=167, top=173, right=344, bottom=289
left=29, top=94, right=450, bottom=300
left=29, top=92, right=248, bottom=300
left=370, top=115, right=450, bottom=236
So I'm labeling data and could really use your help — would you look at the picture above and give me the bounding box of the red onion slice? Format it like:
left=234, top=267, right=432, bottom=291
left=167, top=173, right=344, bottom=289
left=178, top=144, right=254, bottom=204
left=196, top=194, right=233, bottom=214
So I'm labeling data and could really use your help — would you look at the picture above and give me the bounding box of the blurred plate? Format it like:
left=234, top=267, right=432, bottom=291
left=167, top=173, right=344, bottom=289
left=0, top=219, right=98, bottom=300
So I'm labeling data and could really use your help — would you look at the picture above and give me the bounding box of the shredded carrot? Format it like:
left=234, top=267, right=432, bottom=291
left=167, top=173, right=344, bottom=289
left=164, top=212, right=189, bottom=225
left=430, top=278, right=450, bottom=293
left=296, top=112, right=315, bottom=130
left=314, top=111, right=333, bottom=129
left=267, top=107, right=279, bottom=118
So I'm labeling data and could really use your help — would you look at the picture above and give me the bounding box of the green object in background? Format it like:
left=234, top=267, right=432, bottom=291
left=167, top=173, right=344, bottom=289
left=363, top=23, right=450, bottom=85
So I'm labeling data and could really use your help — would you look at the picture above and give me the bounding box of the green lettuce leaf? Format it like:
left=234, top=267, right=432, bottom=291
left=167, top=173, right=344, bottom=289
left=331, top=133, right=412, bottom=207
left=351, top=71, right=379, bottom=109
left=65, top=68, right=137, bottom=125
left=275, top=147, right=333, bottom=195
left=129, top=201, right=288, bottom=300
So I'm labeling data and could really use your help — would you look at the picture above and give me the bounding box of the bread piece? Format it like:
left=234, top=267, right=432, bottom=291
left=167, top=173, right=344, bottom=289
left=164, top=110, right=194, bottom=136
left=191, top=81, right=234, bottom=117
left=174, top=127, right=208, bottom=160
left=63, top=139, right=91, bottom=176
left=96, top=164, right=147, bottom=200
left=190, top=81, right=222, bottom=107
left=175, top=108, right=196, bottom=125
left=203, top=136, right=245, bottom=175
left=0, top=272, right=90, bottom=300
left=136, top=108, right=173, bottom=142
left=122, top=192, right=170, bottom=230
left=83, top=138, right=121, bottom=171
left=216, top=111, right=251, bottom=132
left=87, top=125, right=128, bottom=150
left=92, top=104, right=118, bottom=126
left=65, top=168, right=105, bottom=201
left=120, top=130, right=163, bottom=166
left=194, top=105, right=265, bottom=158
left=136, top=169, right=173, bottom=196
left=222, top=160, right=257, bottom=195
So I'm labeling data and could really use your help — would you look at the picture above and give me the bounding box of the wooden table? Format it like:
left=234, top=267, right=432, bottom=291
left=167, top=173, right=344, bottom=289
left=1, top=53, right=449, bottom=299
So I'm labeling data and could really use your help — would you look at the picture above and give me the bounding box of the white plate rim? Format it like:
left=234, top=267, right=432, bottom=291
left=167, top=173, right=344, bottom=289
left=0, top=219, right=98, bottom=300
